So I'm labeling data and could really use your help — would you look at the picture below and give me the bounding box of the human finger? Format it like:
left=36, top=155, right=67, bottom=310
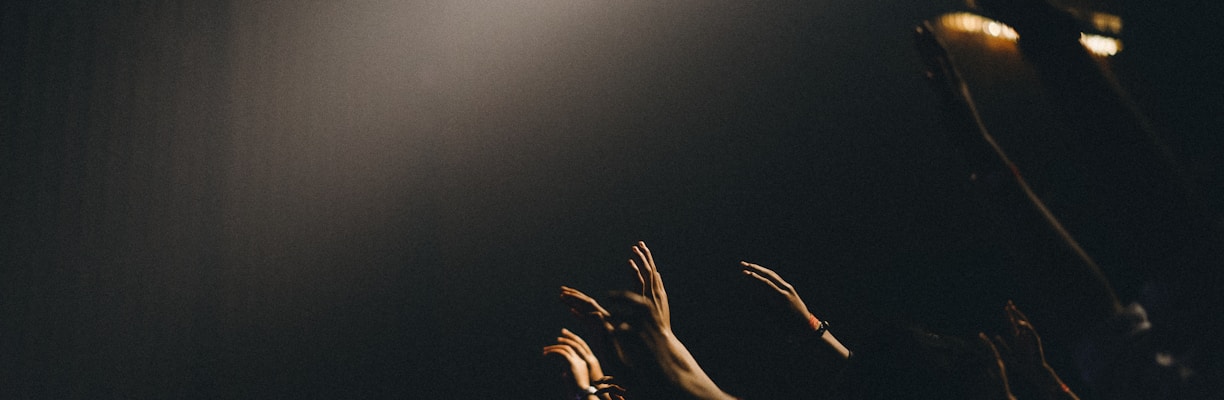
left=632, top=244, right=657, bottom=297
left=1005, top=302, right=1022, bottom=337
left=638, top=243, right=668, bottom=314
left=734, top=262, right=783, bottom=294
left=980, top=333, right=1003, bottom=360
left=544, top=345, right=580, bottom=361
left=638, top=241, right=656, bottom=266
left=628, top=258, right=647, bottom=297
left=557, top=336, right=584, bottom=352
left=561, top=287, right=611, bottom=316
left=741, top=261, right=793, bottom=292
left=1014, top=319, right=1042, bottom=348
left=1006, top=300, right=1033, bottom=324
left=636, top=243, right=665, bottom=293
left=561, top=328, right=595, bottom=355
left=595, top=382, right=627, bottom=396
left=742, top=269, right=786, bottom=295
left=980, top=332, right=1017, bottom=399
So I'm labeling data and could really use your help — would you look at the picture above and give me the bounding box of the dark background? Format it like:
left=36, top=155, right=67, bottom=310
left=3, top=1, right=1222, bottom=398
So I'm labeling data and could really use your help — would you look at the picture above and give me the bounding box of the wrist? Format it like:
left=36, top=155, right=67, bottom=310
left=573, top=386, right=599, bottom=400
left=583, top=358, right=602, bottom=377
left=1048, top=380, right=1076, bottom=400
left=808, top=313, right=829, bottom=337
left=1033, top=367, right=1070, bottom=394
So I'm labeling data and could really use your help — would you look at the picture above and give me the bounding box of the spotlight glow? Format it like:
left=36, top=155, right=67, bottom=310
left=1079, top=33, right=1122, bottom=56
left=939, top=12, right=1020, bottom=40
left=1090, top=12, right=1123, bottom=35
left=938, top=12, right=1122, bottom=56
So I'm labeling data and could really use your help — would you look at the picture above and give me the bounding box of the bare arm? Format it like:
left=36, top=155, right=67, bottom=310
left=603, top=241, right=736, bottom=400
left=741, top=261, right=852, bottom=359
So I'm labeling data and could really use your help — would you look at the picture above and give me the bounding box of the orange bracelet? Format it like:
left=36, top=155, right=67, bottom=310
left=808, top=313, right=821, bottom=331
left=808, top=313, right=828, bottom=336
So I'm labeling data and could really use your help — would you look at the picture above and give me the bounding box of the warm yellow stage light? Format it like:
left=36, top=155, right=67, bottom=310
left=938, top=12, right=1121, bottom=57
left=1090, top=12, right=1123, bottom=35
left=940, top=12, right=1019, bottom=41
left=1079, top=33, right=1122, bottom=57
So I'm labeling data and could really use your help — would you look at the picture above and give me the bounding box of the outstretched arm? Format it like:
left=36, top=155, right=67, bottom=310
left=605, top=291, right=735, bottom=400
left=603, top=241, right=735, bottom=400
left=740, top=261, right=852, bottom=359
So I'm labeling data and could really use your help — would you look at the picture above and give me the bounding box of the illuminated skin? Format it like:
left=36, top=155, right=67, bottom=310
left=560, top=285, right=636, bottom=386
left=544, top=339, right=593, bottom=394
left=561, top=285, right=615, bottom=336
left=606, top=291, right=736, bottom=400
left=627, top=242, right=672, bottom=332
left=739, top=261, right=853, bottom=359
left=543, top=329, right=626, bottom=400
left=603, top=241, right=737, bottom=400
left=559, top=328, right=605, bottom=382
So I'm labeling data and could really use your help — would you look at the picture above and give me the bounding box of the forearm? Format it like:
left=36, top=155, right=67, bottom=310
left=807, top=313, right=851, bottom=359
left=1032, top=366, right=1079, bottom=400
left=821, top=332, right=852, bottom=359
left=660, top=331, right=737, bottom=400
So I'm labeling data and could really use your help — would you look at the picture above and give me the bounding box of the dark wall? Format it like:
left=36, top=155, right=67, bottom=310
left=2, top=1, right=232, bottom=397
left=3, top=1, right=1221, bottom=399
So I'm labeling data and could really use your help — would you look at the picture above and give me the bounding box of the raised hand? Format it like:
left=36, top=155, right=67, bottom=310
left=604, top=291, right=735, bottom=400
left=560, top=328, right=605, bottom=382
left=561, top=286, right=614, bottom=335
left=1007, top=301, right=1047, bottom=370
left=544, top=339, right=591, bottom=393
left=545, top=329, right=627, bottom=400
left=991, top=301, right=1052, bottom=380
left=740, top=261, right=814, bottom=326
left=980, top=332, right=1021, bottom=400
left=740, top=261, right=852, bottom=359
left=629, top=241, right=670, bottom=331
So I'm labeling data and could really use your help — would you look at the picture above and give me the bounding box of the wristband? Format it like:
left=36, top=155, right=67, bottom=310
left=808, top=314, right=829, bottom=336
left=574, top=386, right=598, bottom=400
